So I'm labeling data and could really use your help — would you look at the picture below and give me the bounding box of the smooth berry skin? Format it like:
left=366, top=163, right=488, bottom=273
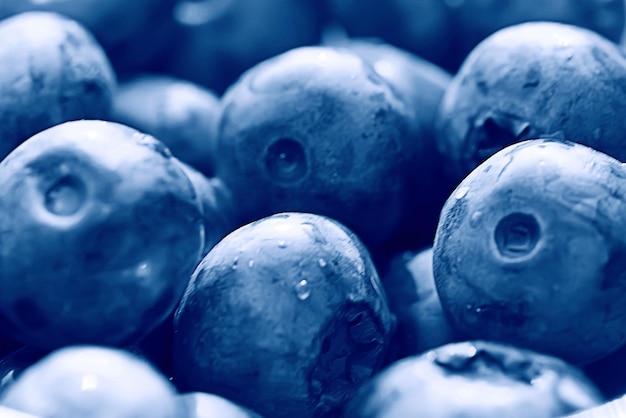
left=214, top=46, right=415, bottom=248
left=437, top=21, right=626, bottom=182
left=0, top=120, right=204, bottom=350
left=0, top=1, right=179, bottom=75
left=111, top=75, right=221, bottom=177
left=0, top=12, right=116, bottom=161
left=433, top=139, right=626, bottom=365
left=173, top=212, right=394, bottom=418
left=344, top=341, right=603, bottom=418
left=0, top=346, right=184, bottom=418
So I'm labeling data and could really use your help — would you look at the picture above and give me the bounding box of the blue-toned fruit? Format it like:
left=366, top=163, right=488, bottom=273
left=444, top=0, right=625, bottom=70
left=433, top=139, right=626, bottom=365
left=0, top=0, right=178, bottom=75
left=214, top=46, right=415, bottom=248
left=0, top=11, right=115, bottom=161
left=437, top=21, right=626, bottom=181
left=0, top=346, right=184, bottom=417
left=0, top=120, right=204, bottom=349
left=344, top=340, right=603, bottom=418
left=111, top=75, right=221, bottom=176
left=173, top=212, right=394, bottom=418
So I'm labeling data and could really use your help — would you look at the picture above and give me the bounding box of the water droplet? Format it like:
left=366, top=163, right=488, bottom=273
left=469, top=211, right=483, bottom=228
left=278, top=241, right=287, bottom=248
left=264, top=138, right=308, bottom=183
left=232, top=256, right=239, bottom=270
left=44, top=175, right=87, bottom=216
left=295, top=279, right=311, bottom=300
left=318, top=258, right=327, bottom=267
left=248, top=260, right=255, bottom=268
left=455, top=186, right=470, bottom=200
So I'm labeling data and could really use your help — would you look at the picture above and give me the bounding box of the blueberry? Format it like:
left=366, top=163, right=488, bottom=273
left=444, top=0, right=625, bottom=70
left=111, top=75, right=221, bottom=177
left=433, top=139, right=626, bottom=365
left=0, top=12, right=116, bottom=161
left=213, top=46, right=416, bottom=248
left=437, top=21, right=626, bottom=181
left=0, top=346, right=185, bottom=417
left=173, top=212, right=394, bottom=418
left=0, top=120, right=204, bottom=349
left=344, top=340, right=604, bottom=417
left=0, top=1, right=179, bottom=75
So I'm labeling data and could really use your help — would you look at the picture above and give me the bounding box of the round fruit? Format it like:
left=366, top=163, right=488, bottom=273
left=0, top=346, right=184, bottom=417
left=443, top=0, right=625, bottom=70
left=433, top=139, right=626, bottom=364
left=213, top=46, right=415, bottom=248
left=0, top=120, right=204, bottom=349
left=344, top=340, right=604, bottom=418
left=436, top=21, right=626, bottom=181
left=0, top=0, right=178, bottom=74
left=173, top=212, right=394, bottom=418
left=0, top=11, right=116, bottom=161
left=111, top=75, right=221, bottom=176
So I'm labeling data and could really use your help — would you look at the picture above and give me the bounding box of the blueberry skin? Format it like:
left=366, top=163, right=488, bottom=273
left=0, top=12, right=116, bottom=162
left=433, top=139, right=626, bottom=365
left=444, top=0, right=625, bottom=71
left=382, top=247, right=464, bottom=362
left=0, top=346, right=185, bottom=418
left=0, top=0, right=179, bottom=75
left=214, top=46, right=415, bottom=248
left=180, top=392, right=263, bottom=418
left=111, top=75, right=221, bottom=177
left=437, top=21, right=626, bottom=182
left=344, top=340, right=603, bottom=418
left=0, top=120, right=204, bottom=350
left=338, top=39, right=456, bottom=248
left=173, top=212, right=394, bottom=418
left=168, top=0, right=324, bottom=93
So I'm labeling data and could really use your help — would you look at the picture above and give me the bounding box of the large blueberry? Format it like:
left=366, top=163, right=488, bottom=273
left=173, top=212, right=394, bottom=418
left=213, top=46, right=416, bottom=248
left=0, top=12, right=116, bottom=161
left=437, top=21, right=626, bottom=181
left=433, top=139, right=626, bottom=365
left=0, top=120, right=204, bottom=349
